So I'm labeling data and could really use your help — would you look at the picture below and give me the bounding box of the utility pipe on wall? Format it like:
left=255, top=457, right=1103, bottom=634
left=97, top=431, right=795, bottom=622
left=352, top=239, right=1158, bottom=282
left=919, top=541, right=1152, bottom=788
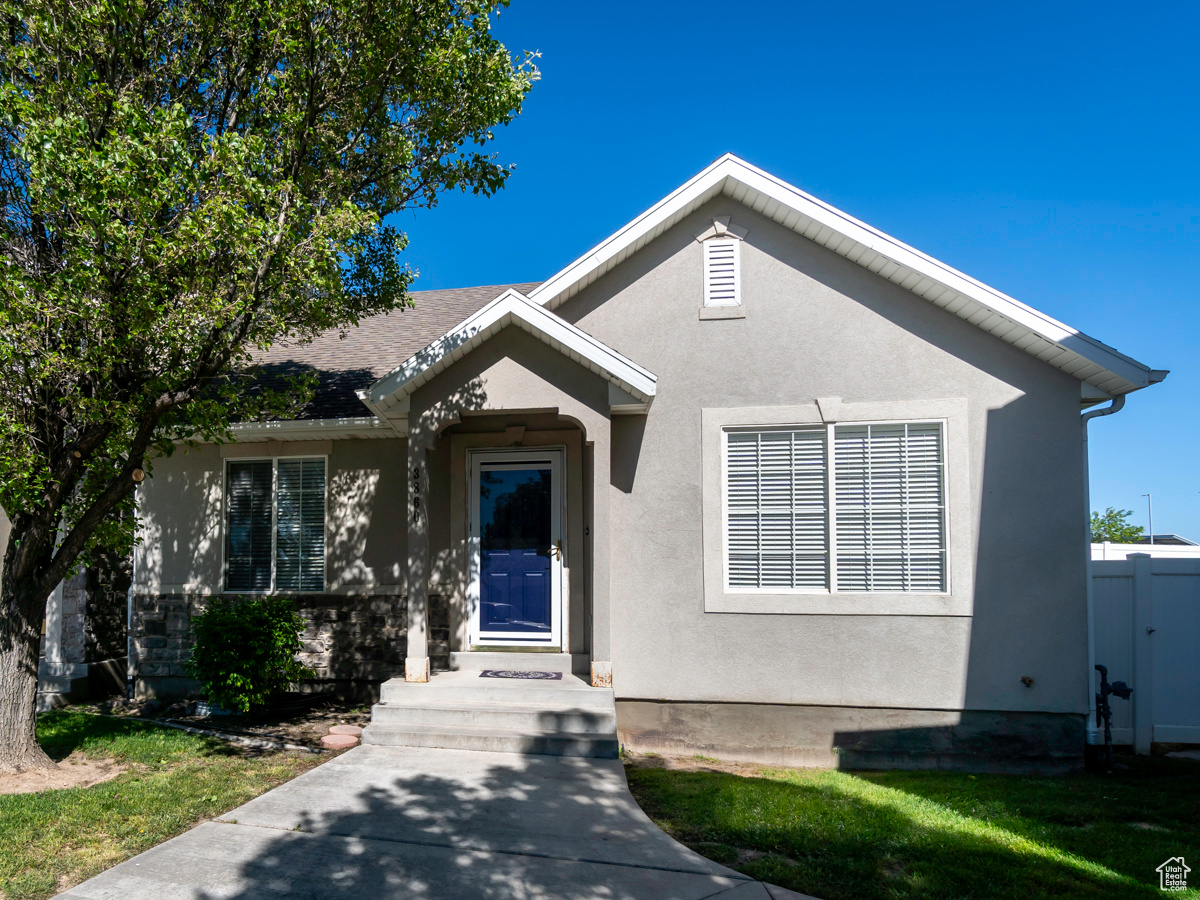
left=1081, top=394, right=1126, bottom=744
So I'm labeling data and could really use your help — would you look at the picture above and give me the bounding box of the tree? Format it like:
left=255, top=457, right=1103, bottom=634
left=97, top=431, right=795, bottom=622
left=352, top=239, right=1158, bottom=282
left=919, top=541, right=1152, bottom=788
left=0, top=0, right=536, bottom=771
left=1090, top=507, right=1145, bottom=544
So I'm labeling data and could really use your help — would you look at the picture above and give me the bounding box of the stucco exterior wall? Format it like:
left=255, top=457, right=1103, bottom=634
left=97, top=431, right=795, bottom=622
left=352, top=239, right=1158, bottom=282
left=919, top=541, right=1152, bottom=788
left=407, top=328, right=614, bottom=670
left=556, top=196, right=1088, bottom=722
left=132, top=437, right=415, bottom=698
left=135, top=437, right=408, bottom=594
left=126, top=189, right=1093, bottom=764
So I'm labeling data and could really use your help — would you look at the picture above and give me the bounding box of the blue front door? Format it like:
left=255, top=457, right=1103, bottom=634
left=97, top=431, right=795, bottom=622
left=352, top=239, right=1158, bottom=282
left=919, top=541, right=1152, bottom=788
left=479, top=464, right=553, bottom=637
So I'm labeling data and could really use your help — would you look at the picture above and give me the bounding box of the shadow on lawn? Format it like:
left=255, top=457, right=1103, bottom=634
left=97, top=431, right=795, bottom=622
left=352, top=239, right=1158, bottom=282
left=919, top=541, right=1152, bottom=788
left=625, top=762, right=1195, bottom=900
left=37, top=710, right=236, bottom=763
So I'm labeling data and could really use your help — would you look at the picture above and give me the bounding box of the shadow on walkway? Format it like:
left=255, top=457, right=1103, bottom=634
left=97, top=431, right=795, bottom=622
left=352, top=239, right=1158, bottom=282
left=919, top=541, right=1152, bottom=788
left=60, top=745, right=809, bottom=899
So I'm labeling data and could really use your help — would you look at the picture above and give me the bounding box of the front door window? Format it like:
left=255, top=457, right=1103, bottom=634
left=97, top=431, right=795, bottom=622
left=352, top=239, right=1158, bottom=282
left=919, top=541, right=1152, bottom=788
left=480, top=465, right=552, bottom=635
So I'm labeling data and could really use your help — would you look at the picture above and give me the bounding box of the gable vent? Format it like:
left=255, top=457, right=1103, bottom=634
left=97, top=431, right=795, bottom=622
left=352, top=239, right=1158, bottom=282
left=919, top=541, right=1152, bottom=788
left=703, top=238, right=741, bottom=307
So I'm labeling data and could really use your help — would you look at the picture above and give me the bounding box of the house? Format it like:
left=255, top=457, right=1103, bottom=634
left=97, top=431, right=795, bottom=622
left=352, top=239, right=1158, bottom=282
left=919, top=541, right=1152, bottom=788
left=0, top=506, right=130, bottom=710
left=1132, top=534, right=1199, bottom=546
left=130, top=154, right=1167, bottom=771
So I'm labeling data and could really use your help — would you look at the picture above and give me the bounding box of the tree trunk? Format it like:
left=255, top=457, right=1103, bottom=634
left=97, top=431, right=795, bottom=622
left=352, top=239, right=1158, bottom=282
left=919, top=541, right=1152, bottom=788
left=0, top=578, right=55, bottom=773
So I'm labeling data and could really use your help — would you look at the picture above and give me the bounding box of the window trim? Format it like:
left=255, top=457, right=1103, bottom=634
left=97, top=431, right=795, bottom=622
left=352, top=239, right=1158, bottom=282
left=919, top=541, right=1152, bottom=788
left=221, top=454, right=329, bottom=595
left=720, top=421, right=948, bottom=595
left=702, top=399, right=972, bottom=616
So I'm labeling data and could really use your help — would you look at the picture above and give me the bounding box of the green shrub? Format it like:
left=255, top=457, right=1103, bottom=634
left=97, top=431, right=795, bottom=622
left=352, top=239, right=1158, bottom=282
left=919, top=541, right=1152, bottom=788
left=185, top=596, right=311, bottom=713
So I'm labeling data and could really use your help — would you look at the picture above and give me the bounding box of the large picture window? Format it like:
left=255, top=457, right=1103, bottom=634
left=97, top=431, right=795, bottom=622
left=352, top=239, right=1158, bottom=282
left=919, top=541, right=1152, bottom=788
left=724, top=422, right=946, bottom=593
left=225, top=457, right=326, bottom=593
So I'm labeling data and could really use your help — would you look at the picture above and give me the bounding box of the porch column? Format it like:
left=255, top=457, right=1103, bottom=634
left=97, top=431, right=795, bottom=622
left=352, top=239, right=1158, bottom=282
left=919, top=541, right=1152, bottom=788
left=405, top=433, right=430, bottom=682
left=590, top=428, right=613, bottom=688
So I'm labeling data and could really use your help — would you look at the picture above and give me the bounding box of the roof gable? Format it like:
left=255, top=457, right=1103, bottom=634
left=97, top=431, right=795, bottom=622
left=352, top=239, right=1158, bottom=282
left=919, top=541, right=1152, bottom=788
left=359, top=289, right=657, bottom=423
left=527, top=155, right=1165, bottom=398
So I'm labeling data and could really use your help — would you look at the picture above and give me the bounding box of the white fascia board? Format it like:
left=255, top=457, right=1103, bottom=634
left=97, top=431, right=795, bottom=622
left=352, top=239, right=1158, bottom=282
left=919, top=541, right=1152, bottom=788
left=365, top=289, right=658, bottom=414
left=528, top=163, right=730, bottom=311
left=527, top=153, right=1163, bottom=395
left=228, top=416, right=395, bottom=441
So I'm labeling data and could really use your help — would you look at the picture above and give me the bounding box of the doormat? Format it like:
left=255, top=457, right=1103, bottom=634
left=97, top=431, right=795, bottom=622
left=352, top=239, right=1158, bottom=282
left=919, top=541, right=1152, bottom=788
left=479, top=670, right=563, bottom=680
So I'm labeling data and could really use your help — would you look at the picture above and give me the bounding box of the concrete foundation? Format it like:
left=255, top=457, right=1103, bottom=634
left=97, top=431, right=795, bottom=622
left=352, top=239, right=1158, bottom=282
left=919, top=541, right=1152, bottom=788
left=616, top=700, right=1086, bottom=774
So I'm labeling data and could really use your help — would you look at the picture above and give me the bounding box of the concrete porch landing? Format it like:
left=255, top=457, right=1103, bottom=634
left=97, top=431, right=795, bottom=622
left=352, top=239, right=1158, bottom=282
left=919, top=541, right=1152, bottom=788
left=57, top=744, right=815, bottom=899
left=364, top=669, right=619, bottom=758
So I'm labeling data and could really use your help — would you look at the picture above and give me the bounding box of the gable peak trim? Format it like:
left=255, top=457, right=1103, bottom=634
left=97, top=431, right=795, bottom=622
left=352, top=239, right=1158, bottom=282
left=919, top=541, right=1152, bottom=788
left=526, top=153, right=1165, bottom=398
left=359, top=288, right=658, bottom=421
left=695, top=216, right=748, bottom=243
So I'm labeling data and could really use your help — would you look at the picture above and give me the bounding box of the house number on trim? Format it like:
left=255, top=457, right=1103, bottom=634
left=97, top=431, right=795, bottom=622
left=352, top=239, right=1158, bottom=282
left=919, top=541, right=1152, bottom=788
left=411, top=465, right=421, bottom=524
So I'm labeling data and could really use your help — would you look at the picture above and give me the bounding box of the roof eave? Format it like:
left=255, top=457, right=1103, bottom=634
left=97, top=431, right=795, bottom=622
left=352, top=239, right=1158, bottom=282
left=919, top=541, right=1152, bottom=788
left=527, top=154, right=1164, bottom=396
left=363, top=289, right=658, bottom=420
left=224, top=416, right=397, bottom=441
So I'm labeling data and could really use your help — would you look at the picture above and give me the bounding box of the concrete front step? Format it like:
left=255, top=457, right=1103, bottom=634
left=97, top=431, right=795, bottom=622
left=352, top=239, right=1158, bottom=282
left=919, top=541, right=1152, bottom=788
left=35, top=692, right=72, bottom=713
left=37, top=674, right=88, bottom=694
left=367, top=670, right=619, bottom=758
left=380, top=677, right=612, bottom=709
left=38, top=676, right=84, bottom=696
left=37, top=661, right=91, bottom=708
left=361, top=722, right=619, bottom=758
left=370, top=700, right=618, bottom=733
left=448, top=651, right=588, bottom=675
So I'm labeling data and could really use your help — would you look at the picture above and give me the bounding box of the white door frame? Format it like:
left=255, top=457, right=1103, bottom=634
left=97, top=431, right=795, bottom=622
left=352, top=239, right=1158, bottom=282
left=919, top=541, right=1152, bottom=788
left=467, top=447, right=566, bottom=648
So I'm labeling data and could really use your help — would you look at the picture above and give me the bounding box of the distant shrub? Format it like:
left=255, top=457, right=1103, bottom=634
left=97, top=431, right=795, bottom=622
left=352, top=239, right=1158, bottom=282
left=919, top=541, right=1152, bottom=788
left=186, top=596, right=310, bottom=713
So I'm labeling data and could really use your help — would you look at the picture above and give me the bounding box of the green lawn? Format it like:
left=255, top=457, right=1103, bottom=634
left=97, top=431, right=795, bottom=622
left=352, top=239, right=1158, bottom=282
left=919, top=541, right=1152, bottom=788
left=0, top=710, right=322, bottom=900
left=626, top=755, right=1200, bottom=900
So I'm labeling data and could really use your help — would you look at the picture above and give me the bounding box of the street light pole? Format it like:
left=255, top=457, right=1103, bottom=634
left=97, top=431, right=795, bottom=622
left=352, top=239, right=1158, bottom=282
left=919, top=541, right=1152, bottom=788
left=1142, top=493, right=1154, bottom=545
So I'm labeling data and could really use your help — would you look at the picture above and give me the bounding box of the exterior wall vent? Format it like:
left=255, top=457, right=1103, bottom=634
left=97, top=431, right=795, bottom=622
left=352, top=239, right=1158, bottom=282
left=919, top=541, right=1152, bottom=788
left=703, top=238, right=741, bottom=308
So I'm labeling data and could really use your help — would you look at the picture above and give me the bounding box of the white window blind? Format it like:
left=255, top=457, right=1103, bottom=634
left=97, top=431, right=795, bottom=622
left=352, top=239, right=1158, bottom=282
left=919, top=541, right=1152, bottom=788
left=834, top=423, right=945, bottom=592
left=225, top=457, right=326, bottom=593
left=726, top=429, right=828, bottom=589
left=275, top=458, right=326, bottom=592
left=724, top=422, right=946, bottom=594
left=703, top=238, right=741, bottom=307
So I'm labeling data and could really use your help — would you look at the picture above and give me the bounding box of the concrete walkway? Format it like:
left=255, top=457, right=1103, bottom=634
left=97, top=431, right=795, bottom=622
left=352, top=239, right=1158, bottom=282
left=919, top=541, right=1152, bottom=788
left=58, top=744, right=815, bottom=899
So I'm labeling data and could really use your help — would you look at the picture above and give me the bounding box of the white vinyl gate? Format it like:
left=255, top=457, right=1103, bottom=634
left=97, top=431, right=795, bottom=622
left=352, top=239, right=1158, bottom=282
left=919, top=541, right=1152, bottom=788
left=1091, top=554, right=1200, bottom=752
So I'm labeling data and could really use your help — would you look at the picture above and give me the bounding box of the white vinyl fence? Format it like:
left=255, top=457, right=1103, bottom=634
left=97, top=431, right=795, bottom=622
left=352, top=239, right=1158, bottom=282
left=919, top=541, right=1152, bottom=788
left=1092, top=554, right=1200, bottom=752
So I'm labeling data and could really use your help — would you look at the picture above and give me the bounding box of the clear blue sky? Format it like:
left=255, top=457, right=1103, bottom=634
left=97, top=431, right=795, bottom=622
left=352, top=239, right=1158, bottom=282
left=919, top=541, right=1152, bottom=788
left=394, top=0, right=1199, bottom=540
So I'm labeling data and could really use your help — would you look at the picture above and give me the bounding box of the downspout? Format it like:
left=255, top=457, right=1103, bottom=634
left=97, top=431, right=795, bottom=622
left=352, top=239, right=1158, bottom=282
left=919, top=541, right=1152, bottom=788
left=1081, top=394, right=1126, bottom=744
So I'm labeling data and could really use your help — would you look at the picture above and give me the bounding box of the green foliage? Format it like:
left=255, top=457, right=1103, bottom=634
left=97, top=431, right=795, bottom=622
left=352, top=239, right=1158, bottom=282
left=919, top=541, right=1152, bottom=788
left=185, top=596, right=311, bottom=713
left=0, top=0, right=537, bottom=599
left=1091, top=507, right=1145, bottom=543
left=626, top=757, right=1200, bottom=899
left=36, top=709, right=225, bottom=764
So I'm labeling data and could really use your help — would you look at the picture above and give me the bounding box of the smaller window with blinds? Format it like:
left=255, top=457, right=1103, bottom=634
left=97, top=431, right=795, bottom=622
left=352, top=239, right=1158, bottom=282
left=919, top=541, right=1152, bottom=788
left=225, top=457, right=326, bottom=593
left=723, top=422, right=947, bottom=594
left=703, top=238, right=741, bottom=307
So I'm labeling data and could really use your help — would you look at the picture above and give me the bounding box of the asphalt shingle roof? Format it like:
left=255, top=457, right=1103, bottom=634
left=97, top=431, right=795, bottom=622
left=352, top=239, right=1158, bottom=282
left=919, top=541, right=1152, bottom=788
left=254, top=282, right=540, bottom=420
